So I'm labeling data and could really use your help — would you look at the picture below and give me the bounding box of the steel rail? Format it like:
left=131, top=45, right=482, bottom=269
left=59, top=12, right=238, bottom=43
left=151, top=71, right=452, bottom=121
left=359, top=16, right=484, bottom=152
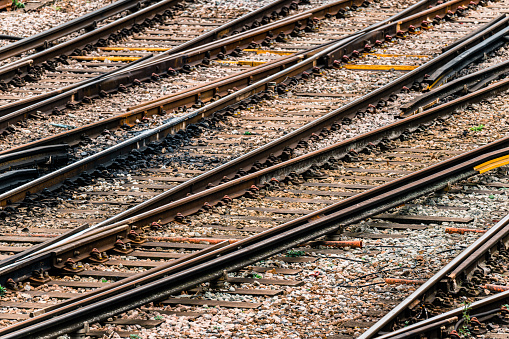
left=2, top=59, right=507, bottom=288
left=371, top=280, right=509, bottom=338
left=0, top=35, right=22, bottom=41
left=94, top=72, right=509, bottom=230
left=63, top=0, right=497, bottom=224
left=0, top=53, right=155, bottom=117
left=441, top=10, right=508, bottom=52
left=0, top=0, right=148, bottom=62
left=400, top=56, right=509, bottom=116
left=363, top=216, right=509, bottom=338
left=0, top=45, right=324, bottom=152
left=0, top=169, right=40, bottom=193
left=0, top=11, right=328, bottom=125
left=146, top=0, right=442, bottom=62
left=0, top=36, right=356, bottom=207
left=0, top=0, right=492, bottom=285
left=427, top=22, right=509, bottom=87
left=3, top=132, right=509, bottom=338
left=0, top=0, right=467, bottom=131
left=0, top=0, right=488, bottom=208
left=0, top=144, right=68, bottom=172
left=0, top=0, right=181, bottom=83
left=0, top=0, right=306, bottom=85
left=0, top=0, right=490, bottom=273
left=363, top=197, right=509, bottom=337
left=0, top=0, right=367, bottom=124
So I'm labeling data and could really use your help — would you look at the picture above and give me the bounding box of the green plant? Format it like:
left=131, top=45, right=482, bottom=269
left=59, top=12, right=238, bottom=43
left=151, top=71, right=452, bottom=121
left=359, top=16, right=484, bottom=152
left=252, top=273, right=262, bottom=279
left=458, top=301, right=472, bottom=337
left=469, top=124, right=484, bottom=132
left=51, top=4, right=61, bottom=10
left=286, top=250, right=305, bottom=257
left=244, top=131, right=252, bottom=135
left=154, top=315, right=164, bottom=320
left=130, top=335, right=141, bottom=339
left=12, top=0, right=25, bottom=8
left=101, top=278, right=108, bottom=283
left=0, top=285, right=5, bottom=296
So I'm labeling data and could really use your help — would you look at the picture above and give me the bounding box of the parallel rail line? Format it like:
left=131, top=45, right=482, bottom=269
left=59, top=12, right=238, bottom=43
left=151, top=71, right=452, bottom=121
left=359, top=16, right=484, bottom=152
left=0, top=0, right=508, bottom=337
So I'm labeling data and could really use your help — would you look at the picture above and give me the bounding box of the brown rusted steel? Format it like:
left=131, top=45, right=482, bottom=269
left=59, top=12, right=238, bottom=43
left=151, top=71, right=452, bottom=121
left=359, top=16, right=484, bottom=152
left=92, top=77, right=509, bottom=229
left=0, top=0, right=145, bottom=62
left=0, top=0, right=446, bottom=125
left=445, top=227, right=487, bottom=234
left=374, top=294, right=509, bottom=339
left=303, top=240, right=363, bottom=248
left=0, top=0, right=500, bottom=322
left=485, top=284, right=509, bottom=292
left=0, top=240, right=231, bottom=336
left=3, top=135, right=509, bottom=339
left=0, top=0, right=181, bottom=83
left=0, top=0, right=358, bottom=129
left=0, top=0, right=12, bottom=11
left=0, top=53, right=155, bottom=117
left=325, top=0, right=487, bottom=64
left=363, top=216, right=509, bottom=338
left=146, top=236, right=239, bottom=244
left=0, top=0, right=479, bottom=134
left=385, top=278, right=426, bottom=285
left=0, top=53, right=309, bottom=152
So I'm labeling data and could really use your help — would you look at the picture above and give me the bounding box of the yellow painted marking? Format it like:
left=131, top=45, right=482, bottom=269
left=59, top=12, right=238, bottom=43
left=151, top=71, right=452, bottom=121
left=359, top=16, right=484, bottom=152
left=214, top=60, right=268, bottom=67
left=99, top=47, right=172, bottom=52
left=474, top=155, right=509, bottom=174
left=428, top=74, right=444, bottom=90
left=363, top=53, right=430, bottom=58
left=342, top=64, right=418, bottom=71
left=243, top=49, right=298, bottom=56
left=70, top=56, right=142, bottom=62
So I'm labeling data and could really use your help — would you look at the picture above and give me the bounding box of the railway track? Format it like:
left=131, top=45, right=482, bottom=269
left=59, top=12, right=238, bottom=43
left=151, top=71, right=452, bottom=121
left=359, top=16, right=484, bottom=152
left=0, top=0, right=448, bottom=205
left=0, top=0, right=496, bottom=250
left=2, top=78, right=509, bottom=337
left=0, top=0, right=316, bottom=119
left=0, top=0, right=500, bottom=274
left=0, top=0, right=500, bottom=206
left=0, top=0, right=128, bottom=47
left=0, top=0, right=508, bottom=338
left=0, top=0, right=417, bottom=121
left=0, top=0, right=368, bottom=112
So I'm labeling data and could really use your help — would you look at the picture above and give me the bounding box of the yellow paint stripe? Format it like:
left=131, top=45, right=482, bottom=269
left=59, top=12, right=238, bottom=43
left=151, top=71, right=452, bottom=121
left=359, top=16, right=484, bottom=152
left=243, top=49, right=297, bottom=56
left=474, top=155, right=509, bottom=174
left=214, top=60, right=268, bottom=67
left=342, top=64, right=418, bottom=71
left=99, top=47, right=172, bottom=52
left=428, top=74, right=444, bottom=90
left=70, top=56, right=142, bottom=62
left=363, top=53, right=429, bottom=58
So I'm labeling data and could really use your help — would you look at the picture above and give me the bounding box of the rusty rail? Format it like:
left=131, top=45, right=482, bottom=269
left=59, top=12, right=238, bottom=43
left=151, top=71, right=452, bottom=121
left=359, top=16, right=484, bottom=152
left=0, top=0, right=367, bottom=124
left=0, top=0, right=148, bottom=62
left=3, top=124, right=509, bottom=339
left=0, top=0, right=490, bottom=210
left=400, top=55, right=509, bottom=117
left=0, top=0, right=296, bottom=85
left=3, top=55, right=509, bottom=289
